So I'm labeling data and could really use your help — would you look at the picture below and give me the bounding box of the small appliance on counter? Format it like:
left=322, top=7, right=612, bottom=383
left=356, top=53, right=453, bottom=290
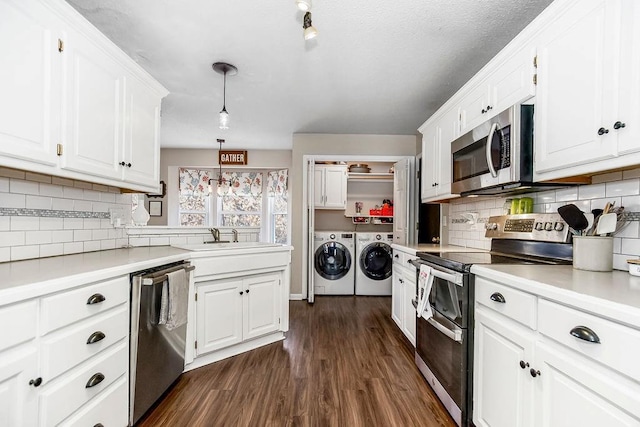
left=409, top=213, right=572, bottom=426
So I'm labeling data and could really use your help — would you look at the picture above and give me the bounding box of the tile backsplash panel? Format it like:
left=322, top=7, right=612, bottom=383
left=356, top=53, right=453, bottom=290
left=447, top=168, right=640, bottom=271
left=0, top=168, right=132, bottom=262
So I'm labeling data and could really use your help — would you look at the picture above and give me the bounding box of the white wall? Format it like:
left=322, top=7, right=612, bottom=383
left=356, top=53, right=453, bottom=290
left=291, top=133, right=418, bottom=295
left=446, top=168, right=640, bottom=270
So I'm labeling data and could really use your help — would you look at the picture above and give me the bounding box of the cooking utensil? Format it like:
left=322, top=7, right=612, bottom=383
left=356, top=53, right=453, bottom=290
left=596, top=213, right=617, bottom=236
left=584, top=213, right=594, bottom=236
left=557, top=204, right=588, bottom=234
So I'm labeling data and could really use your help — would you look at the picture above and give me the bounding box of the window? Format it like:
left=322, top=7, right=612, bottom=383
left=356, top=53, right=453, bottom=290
left=178, top=168, right=289, bottom=244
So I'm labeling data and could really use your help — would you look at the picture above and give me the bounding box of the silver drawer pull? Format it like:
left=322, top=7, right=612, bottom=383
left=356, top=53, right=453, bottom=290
left=85, top=372, right=105, bottom=388
left=86, top=331, right=106, bottom=345
left=570, top=326, right=601, bottom=344
left=86, top=293, right=106, bottom=305
left=490, top=292, right=506, bottom=303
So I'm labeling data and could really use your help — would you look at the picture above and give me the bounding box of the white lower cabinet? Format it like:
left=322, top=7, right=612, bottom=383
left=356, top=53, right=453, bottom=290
left=0, top=276, right=130, bottom=426
left=196, top=273, right=282, bottom=356
left=391, top=250, right=417, bottom=346
left=473, top=276, right=640, bottom=427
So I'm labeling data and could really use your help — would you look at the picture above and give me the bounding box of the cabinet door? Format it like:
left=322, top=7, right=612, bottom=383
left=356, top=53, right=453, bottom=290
left=62, top=30, right=124, bottom=180
left=243, top=273, right=281, bottom=340
left=492, top=48, right=536, bottom=115
left=313, top=168, right=324, bottom=207
left=421, top=131, right=438, bottom=202
left=474, top=307, right=535, bottom=427
left=0, top=347, right=38, bottom=427
left=0, top=0, right=62, bottom=167
left=196, top=279, right=243, bottom=355
left=616, top=0, right=640, bottom=155
left=323, top=166, right=347, bottom=208
left=122, top=76, right=161, bottom=188
left=391, top=268, right=403, bottom=329
left=535, top=341, right=640, bottom=426
left=393, top=159, right=409, bottom=244
left=459, top=82, right=492, bottom=134
left=436, top=108, right=458, bottom=195
left=401, top=268, right=416, bottom=347
left=534, top=0, right=620, bottom=173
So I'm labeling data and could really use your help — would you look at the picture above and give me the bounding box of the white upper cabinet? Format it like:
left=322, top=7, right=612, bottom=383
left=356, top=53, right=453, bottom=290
left=534, top=0, right=640, bottom=180
left=314, top=164, right=347, bottom=209
left=0, top=0, right=63, bottom=169
left=0, top=0, right=168, bottom=193
left=420, top=107, right=458, bottom=203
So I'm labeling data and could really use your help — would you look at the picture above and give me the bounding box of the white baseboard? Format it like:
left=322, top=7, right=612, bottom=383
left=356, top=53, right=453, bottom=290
left=289, top=293, right=303, bottom=300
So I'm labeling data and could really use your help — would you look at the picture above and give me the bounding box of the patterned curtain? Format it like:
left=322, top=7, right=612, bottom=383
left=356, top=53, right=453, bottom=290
left=217, top=171, right=262, bottom=197
left=179, top=168, right=211, bottom=210
left=267, top=169, right=288, bottom=196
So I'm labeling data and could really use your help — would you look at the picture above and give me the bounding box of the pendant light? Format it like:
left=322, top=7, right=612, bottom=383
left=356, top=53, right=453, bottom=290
left=212, top=62, right=238, bottom=130
left=303, top=12, right=318, bottom=40
left=208, top=138, right=225, bottom=193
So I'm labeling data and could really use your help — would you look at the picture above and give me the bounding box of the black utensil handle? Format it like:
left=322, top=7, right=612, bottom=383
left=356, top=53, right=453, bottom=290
left=85, top=372, right=105, bottom=388
left=570, top=326, right=601, bottom=343
left=86, top=293, right=105, bottom=305
left=490, top=292, right=506, bottom=303
left=86, top=331, right=106, bottom=345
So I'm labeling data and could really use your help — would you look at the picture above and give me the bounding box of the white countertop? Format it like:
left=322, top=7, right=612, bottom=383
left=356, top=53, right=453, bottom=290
left=471, top=264, right=640, bottom=327
left=391, top=243, right=487, bottom=256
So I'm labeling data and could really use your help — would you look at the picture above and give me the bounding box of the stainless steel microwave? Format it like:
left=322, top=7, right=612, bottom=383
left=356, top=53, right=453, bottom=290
left=451, top=104, right=535, bottom=196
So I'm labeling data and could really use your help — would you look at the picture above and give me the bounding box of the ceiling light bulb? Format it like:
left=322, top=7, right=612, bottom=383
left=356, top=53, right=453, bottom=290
left=303, top=12, right=318, bottom=40
left=296, top=0, right=311, bottom=11
left=219, top=107, right=229, bottom=130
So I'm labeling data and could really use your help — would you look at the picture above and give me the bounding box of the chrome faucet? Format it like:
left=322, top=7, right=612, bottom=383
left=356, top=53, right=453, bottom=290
left=231, top=229, right=238, bottom=242
left=209, top=228, right=220, bottom=242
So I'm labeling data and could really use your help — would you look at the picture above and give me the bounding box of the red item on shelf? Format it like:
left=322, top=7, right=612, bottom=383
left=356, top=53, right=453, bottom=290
left=369, top=209, right=382, bottom=216
left=382, top=206, right=393, bottom=216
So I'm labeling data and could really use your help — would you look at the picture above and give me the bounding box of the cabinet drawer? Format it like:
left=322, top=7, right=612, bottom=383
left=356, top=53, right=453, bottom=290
left=40, top=276, right=129, bottom=334
left=0, top=300, right=37, bottom=352
left=475, top=277, right=537, bottom=329
left=58, top=376, right=128, bottom=427
left=41, top=305, right=128, bottom=381
left=39, top=341, right=127, bottom=427
left=538, top=299, right=640, bottom=381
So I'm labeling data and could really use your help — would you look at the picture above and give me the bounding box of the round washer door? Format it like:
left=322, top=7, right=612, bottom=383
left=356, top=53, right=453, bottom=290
left=315, top=242, right=352, bottom=280
left=359, top=242, right=392, bottom=280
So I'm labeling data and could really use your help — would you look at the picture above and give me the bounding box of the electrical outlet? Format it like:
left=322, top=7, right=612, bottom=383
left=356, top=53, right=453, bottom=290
left=109, top=208, right=125, bottom=227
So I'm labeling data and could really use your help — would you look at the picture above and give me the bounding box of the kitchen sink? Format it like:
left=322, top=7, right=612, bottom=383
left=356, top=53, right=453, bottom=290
left=172, top=242, right=283, bottom=251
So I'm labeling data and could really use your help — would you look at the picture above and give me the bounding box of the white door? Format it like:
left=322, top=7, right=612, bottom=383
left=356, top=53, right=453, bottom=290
left=534, top=0, right=619, bottom=173
left=401, top=268, right=417, bottom=346
left=323, top=166, right=346, bottom=208
left=122, top=76, right=161, bottom=188
left=243, top=274, right=281, bottom=340
left=0, top=347, right=38, bottom=427
left=196, top=279, right=243, bottom=355
left=391, top=269, right=403, bottom=329
left=437, top=107, right=458, bottom=195
left=0, top=0, right=62, bottom=167
left=421, top=129, right=438, bottom=201
left=393, top=158, right=409, bottom=245
left=459, top=82, right=492, bottom=134
left=492, top=47, right=536, bottom=115
left=616, top=0, right=640, bottom=155
left=535, top=341, right=640, bottom=426
left=313, top=167, right=324, bottom=207
left=473, top=308, right=535, bottom=427
left=62, top=29, right=124, bottom=180
left=306, top=160, right=316, bottom=303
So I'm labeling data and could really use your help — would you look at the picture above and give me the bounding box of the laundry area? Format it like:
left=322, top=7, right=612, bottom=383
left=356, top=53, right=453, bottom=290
left=308, top=159, right=411, bottom=298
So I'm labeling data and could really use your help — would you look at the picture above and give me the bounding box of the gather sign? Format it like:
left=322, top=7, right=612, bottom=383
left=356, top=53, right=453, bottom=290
left=219, top=150, right=248, bottom=165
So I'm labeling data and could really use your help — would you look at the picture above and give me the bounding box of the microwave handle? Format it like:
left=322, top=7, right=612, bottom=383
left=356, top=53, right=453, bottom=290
left=408, top=259, right=463, bottom=286
left=486, top=122, right=500, bottom=178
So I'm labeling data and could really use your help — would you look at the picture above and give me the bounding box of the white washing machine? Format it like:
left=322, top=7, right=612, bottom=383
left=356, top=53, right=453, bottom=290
left=313, top=232, right=355, bottom=295
left=355, top=232, right=394, bottom=295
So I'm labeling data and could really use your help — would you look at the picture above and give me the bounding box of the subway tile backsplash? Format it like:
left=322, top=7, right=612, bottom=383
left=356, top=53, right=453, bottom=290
left=0, top=168, right=132, bottom=262
left=447, top=168, right=640, bottom=270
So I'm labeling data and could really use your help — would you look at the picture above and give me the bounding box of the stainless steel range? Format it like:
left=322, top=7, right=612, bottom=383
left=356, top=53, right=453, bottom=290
left=410, top=213, right=573, bottom=426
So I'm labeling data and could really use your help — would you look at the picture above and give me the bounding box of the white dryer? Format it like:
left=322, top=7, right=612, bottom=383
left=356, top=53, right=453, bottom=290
left=313, top=232, right=355, bottom=295
left=355, top=232, right=394, bottom=295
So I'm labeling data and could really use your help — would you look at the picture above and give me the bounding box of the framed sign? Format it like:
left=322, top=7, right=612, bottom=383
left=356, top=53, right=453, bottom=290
left=219, top=150, right=248, bottom=165
left=149, top=201, right=162, bottom=217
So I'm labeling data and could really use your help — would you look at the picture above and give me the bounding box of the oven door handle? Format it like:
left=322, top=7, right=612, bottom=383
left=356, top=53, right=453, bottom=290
left=427, top=317, right=463, bottom=342
left=486, top=122, right=500, bottom=178
left=408, top=259, right=463, bottom=286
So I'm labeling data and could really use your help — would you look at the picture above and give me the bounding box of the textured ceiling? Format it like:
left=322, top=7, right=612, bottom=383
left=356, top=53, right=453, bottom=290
left=67, top=0, right=553, bottom=150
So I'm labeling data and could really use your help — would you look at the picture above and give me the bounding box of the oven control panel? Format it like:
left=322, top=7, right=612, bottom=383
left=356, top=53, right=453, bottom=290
left=485, top=214, right=569, bottom=242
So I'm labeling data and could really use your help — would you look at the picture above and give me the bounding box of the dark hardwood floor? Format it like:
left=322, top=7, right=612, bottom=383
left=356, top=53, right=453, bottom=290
left=138, top=296, right=455, bottom=427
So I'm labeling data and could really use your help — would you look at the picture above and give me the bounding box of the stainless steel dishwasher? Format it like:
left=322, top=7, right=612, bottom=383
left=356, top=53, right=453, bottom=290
left=129, top=261, right=194, bottom=425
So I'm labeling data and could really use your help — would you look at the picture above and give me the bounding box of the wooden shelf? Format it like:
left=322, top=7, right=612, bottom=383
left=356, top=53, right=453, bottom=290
left=344, top=214, right=393, bottom=218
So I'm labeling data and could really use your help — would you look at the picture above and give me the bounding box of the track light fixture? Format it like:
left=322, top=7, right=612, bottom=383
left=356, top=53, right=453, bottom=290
left=303, top=12, right=318, bottom=40
left=296, top=0, right=311, bottom=11
left=212, top=62, right=238, bottom=130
